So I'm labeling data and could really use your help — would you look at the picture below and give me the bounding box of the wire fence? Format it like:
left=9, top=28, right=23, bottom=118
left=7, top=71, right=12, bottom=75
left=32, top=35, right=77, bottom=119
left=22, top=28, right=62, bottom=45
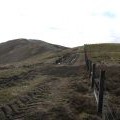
left=84, top=45, right=120, bottom=120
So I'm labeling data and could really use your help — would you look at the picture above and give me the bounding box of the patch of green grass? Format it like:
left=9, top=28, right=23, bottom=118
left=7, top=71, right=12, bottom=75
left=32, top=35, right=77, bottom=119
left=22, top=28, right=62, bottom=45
left=85, top=43, right=120, bottom=52
left=0, top=75, right=48, bottom=104
left=0, top=67, right=29, bottom=78
left=13, top=51, right=58, bottom=67
left=85, top=44, right=120, bottom=63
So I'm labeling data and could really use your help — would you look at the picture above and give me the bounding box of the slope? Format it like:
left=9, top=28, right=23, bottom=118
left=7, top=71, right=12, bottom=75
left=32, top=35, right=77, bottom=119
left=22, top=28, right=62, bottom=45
left=0, top=45, right=100, bottom=120
left=0, top=39, right=67, bottom=64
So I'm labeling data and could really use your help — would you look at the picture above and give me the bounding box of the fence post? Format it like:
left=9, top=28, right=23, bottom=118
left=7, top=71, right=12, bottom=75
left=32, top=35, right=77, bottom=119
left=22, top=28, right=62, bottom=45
left=84, top=49, right=87, bottom=67
left=97, top=70, right=105, bottom=115
left=89, top=60, right=92, bottom=78
left=86, top=59, right=89, bottom=71
left=91, top=63, right=96, bottom=88
left=84, top=47, right=87, bottom=62
left=84, top=45, right=89, bottom=71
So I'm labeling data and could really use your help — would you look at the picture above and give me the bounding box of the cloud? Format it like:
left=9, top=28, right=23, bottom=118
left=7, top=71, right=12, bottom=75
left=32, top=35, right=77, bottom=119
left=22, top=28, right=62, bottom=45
left=92, top=11, right=116, bottom=19
left=49, top=27, right=60, bottom=30
left=103, top=11, right=116, bottom=18
left=0, top=0, right=120, bottom=47
left=110, top=32, right=120, bottom=43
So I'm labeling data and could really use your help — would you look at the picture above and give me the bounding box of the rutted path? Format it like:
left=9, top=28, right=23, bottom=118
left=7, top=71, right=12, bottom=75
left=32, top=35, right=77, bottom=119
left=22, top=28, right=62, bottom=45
left=55, top=53, right=80, bottom=65
left=0, top=68, right=81, bottom=120
left=0, top=53, right=98, bottom=120
left=0, top=53, right=79, bottom=89
left=14, top=77, right=72, bottom=120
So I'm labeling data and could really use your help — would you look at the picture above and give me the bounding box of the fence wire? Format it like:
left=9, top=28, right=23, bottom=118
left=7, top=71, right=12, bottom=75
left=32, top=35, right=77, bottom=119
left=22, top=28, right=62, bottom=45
left=103, top=92, right=120, bottom=120
left=84, top=45, right=120, bottom=120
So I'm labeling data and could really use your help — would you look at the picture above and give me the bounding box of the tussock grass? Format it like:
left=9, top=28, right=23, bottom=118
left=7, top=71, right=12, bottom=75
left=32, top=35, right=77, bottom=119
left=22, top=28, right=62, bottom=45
left=85, top=43, right=120, bottom=63
left=0, top=75, right=47, bottom=104
left=0, top=67, right=28, bottom=78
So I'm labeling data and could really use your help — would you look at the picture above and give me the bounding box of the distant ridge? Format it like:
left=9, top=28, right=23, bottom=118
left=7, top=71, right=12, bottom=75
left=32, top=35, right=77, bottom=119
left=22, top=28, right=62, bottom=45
left=0, top=38, right=68, bottom=64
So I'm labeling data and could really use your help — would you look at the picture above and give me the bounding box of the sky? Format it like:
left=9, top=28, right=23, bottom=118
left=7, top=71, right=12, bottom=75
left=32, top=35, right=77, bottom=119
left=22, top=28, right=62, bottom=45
left=0, top=0, right=120, bottom=47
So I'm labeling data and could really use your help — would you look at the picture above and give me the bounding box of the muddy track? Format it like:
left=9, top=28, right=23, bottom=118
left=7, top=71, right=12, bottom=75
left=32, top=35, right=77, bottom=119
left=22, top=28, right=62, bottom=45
left=0, top=78, right=51, bottom=120
left=0, top=64, right=97, bottom=120
left=0, top=53, right=90, bottom=120
left=0, top=53, right=80, bottom=89
left=0, top=75, right=78, bottom=120
left=55, top=53, right=79, bottom=65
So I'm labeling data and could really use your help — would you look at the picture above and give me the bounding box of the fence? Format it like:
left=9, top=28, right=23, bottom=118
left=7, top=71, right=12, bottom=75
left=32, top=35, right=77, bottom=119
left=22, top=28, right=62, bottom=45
left=84, top=45, right=120, bottom=120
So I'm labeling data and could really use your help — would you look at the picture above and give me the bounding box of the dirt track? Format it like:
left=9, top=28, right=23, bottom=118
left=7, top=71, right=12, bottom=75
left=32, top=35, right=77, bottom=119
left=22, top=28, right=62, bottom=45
left=0, top=53, right=99, bottom=120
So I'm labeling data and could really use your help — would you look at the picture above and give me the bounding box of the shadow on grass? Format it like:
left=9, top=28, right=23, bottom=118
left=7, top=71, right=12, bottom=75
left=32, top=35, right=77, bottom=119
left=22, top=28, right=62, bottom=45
left=41, top=66, right=81, bottom=77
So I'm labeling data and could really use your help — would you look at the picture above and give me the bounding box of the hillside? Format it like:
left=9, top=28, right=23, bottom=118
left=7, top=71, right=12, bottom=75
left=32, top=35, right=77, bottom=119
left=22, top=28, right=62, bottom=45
left=0, top=39, right=67, bottom=64
left=85, top=43, right=120, bottom=64
left=0, top=41, right=119, bottom=120
left=85, top=43, right=120, bottom=119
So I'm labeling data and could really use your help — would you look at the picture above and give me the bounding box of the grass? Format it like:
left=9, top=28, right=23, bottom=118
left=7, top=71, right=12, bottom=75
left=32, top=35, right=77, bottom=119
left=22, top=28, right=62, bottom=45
left=85, top=43, right=120, bottom=117
left=85, top=43, right=120, bottom=52
left=0, top=75, right=48, bottom=104
left=0, top=67, right=29, bottom=78
left=85, top=43, right=120, bottom=63
left=0, top=43, right=119, bottom=119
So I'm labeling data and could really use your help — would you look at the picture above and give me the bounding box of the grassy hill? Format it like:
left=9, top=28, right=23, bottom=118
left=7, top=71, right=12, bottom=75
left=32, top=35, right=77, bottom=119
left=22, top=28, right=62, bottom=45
left=85, top=43, right=120, bottom=118
left=85, top=43, right=120, bottom=64
left=0, top=41, right=119, bottom=120
left=0, top=39, right=67, bottom=64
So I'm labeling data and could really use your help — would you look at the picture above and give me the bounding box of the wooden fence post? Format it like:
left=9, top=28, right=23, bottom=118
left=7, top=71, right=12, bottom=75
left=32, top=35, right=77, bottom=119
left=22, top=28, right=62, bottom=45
left=86, top=59, right=89, bottom=71
left=91, top=63, right=96, bottom=88
left=84, top=48, right=87, bottom=61
left=97, top=70, right=105, bottom=115
left=84, top=45, right=90, bottom=71
left=89, top=60, right=92, bottom=78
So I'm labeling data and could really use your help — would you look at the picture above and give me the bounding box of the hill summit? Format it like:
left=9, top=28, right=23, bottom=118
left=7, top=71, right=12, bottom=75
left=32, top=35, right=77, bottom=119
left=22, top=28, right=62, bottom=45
left=0, top=38, right=67, bottom=64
